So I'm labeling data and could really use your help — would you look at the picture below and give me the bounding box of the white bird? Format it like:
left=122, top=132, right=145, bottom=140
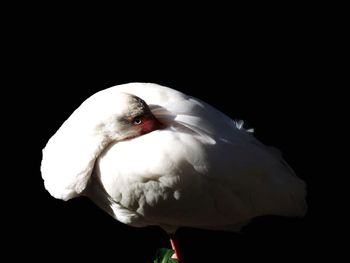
left=41, top=82, right=307, bottom=261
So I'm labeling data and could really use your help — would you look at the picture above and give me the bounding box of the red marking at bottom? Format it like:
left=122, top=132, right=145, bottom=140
left=170, top=234, right=183, bottom=262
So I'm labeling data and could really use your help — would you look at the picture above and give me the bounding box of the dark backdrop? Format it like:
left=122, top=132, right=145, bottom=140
left=5, top=8, right=328, bottom=263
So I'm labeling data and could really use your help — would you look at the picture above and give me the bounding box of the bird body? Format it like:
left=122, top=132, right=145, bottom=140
left=41, top=83, right=306, bottom=234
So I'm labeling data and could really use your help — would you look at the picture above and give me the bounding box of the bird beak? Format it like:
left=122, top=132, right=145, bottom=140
left=140, top=113, right=164, bottom=135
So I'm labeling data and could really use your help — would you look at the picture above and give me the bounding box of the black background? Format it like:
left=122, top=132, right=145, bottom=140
left=5, top=5, right=333, bottom=263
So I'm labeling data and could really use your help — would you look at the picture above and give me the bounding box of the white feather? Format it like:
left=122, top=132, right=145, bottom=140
left=41, top=82, right=307, bottom=232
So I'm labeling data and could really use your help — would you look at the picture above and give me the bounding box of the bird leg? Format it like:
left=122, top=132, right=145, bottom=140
left=170, top=233, right=183, bottom=262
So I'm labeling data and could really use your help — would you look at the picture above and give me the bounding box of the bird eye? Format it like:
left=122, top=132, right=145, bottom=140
left=133, top=117, right=142, bottom=125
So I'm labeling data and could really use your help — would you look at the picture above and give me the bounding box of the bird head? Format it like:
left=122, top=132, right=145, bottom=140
left=41, top=90, right=163, bottom=201
left=92, top=93, right=163, bottom=141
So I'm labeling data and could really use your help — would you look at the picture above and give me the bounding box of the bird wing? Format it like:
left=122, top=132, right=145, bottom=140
left=41, top=94, right=103, bottom=200
left=41, top=87, right=134, bottom=200
left=94, top=83, right=307, bottom=230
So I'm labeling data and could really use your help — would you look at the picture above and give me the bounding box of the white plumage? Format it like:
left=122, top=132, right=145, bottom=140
left=41, top=82, right=307, bottom=234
